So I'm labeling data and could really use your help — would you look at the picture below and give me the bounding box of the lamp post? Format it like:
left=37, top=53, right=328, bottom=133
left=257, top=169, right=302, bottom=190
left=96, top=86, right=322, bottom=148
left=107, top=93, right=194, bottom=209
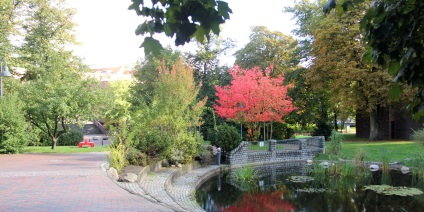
left=0, top=58, right=12, bottom=96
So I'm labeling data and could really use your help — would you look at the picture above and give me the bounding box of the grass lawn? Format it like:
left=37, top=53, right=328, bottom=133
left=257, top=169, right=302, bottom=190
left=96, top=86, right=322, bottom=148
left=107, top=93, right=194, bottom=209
left=319, top=133, right=424, bottom=162
left=22, top=145, right=110, bottom=154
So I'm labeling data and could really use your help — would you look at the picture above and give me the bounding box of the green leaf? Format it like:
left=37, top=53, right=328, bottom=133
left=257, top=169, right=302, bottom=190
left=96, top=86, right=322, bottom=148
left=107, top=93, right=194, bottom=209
left=389, top=83, right=402, bottom=100
left=217, top=1, right=232, bottom=19
left=193, top=26, right=207, bottom=43
left=141, top=37, right=163, bottom=56
left=362, top=48, right=372, bottom=63
left=388, top=61, right=400, bottom=76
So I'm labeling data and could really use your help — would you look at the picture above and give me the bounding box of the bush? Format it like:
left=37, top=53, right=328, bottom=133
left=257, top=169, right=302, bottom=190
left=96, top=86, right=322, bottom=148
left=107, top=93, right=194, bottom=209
left=107, top=142, right=128, bottom=173
left=0, top=95, right=30, bottom=153
left=126, top=147, right=148, bottom=166
left=412, top=127, right=424, bottom=143
left=313, top=121, right=332, bottom=140
left=209, top=123, right=242, bottom=152
left=272, top=123, right=294, bottom=139
left=58, top=130, right=83, bottom=146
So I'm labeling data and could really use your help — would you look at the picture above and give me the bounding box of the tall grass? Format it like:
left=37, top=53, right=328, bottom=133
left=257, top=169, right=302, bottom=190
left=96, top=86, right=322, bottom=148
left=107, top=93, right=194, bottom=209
left=328, top=130, right=343, bottom=156
left=107, top=142, right=128, bottom=173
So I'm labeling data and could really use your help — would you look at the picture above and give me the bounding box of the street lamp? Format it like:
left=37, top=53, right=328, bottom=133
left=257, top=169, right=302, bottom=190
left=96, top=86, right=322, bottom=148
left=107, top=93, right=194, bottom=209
left=0, top=58, right=12, bottom=96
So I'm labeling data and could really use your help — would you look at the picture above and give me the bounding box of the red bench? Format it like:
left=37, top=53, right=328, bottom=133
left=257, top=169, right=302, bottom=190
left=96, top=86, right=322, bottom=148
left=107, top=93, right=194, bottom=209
left=78, top=139, right=94, bottom=148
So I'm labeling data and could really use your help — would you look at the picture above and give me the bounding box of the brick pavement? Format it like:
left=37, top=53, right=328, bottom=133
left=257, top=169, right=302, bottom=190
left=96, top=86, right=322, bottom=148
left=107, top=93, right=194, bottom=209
left=114, top=165, right=221, bottom=212
left=0, top=153, right=173, bottom=212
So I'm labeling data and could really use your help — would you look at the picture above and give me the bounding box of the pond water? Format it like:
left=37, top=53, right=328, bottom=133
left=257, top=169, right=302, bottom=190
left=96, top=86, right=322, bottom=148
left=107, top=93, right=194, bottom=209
left=195, top=162, right=424, bottom=212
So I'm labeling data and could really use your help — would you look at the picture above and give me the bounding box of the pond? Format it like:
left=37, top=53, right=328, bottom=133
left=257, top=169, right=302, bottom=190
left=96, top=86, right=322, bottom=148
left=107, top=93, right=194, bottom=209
left=195, top=162, right=424, bottom=212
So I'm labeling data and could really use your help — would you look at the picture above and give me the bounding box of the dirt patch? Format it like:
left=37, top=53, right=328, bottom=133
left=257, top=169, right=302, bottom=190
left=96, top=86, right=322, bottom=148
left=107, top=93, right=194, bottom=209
left=119, top=165, right=144, bottom=178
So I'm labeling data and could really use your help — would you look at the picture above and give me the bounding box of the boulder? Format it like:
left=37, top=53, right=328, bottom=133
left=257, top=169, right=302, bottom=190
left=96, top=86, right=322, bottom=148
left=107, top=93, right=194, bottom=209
left=124, top=173, right=138, bottom=183
left=401, top=166, right=410, bottom=174
left=108, top=167, right=119, bottom=181
left=369, top=164, right=379, bottom=171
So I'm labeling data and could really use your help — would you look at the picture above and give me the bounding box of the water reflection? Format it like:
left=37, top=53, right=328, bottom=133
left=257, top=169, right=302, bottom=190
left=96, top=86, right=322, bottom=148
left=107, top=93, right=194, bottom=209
left=195, top=163, right=424, bottom=212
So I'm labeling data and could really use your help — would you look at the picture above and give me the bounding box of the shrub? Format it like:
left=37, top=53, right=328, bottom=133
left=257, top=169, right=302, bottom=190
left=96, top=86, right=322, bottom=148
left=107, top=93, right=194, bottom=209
left=327, top=130, right=343, bottom=156
left=209, top=123, right=242, bottom=152
left=0, top=95, right=30, bottom=153
left=126, top=147, right=148, bottom=166
left=412, top=127, right=424, bottom=144
left=107, top=142, right=128, bottom=173
left=272, top=122, right=294, bottom=139
left=58, top=130, right=83, bottom=146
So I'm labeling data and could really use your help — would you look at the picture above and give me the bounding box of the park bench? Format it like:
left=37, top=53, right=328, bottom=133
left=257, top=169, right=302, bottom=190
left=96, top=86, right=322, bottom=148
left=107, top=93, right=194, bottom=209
left=78, top=139, right=94, bottom=148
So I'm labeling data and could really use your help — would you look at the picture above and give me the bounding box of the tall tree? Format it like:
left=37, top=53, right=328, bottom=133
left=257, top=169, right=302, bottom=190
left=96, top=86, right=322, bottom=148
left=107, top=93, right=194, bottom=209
left=308, top=1, right=413, bottom=140
left=129, top=47, right=182, bottom=109
left=214, top=66, right=295, bottom=140
left=234, top=26, right=298, bottom=75
left=16, top=0, right=102, bottom=149
left=186, top=35, right=235, bottom=139
left=324, top=0, right=424, bottom=119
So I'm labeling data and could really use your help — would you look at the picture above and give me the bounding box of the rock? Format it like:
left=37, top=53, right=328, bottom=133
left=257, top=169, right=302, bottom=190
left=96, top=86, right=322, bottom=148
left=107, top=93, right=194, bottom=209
left=306, top=159, right=313, bottom=164
left=319, top=162, right=329, bottom=167
left=124, top=173, right=138, bottom=182
left=369, top=164, right=379, bottom=171
left=108, top=167, right=119, bottom=181
left=161, top=160, right=169, bottom=167
left=401, top=166, right=410, bottom=174
left=171, top=165, right=176, bottom=167
left=177, top=164, right=182, bottom=168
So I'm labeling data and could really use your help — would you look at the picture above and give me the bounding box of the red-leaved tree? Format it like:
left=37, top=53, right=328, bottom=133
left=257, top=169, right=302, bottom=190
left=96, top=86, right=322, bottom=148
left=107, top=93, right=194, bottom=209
left=214, top=65, right=295, bottom=140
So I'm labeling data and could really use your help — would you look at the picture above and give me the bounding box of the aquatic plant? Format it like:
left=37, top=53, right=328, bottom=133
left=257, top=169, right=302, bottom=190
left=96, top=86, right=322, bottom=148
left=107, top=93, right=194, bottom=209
left=363, top=185, right=423, bottom=196
left=353, top=148, right=368, bottom=168
left=287, top=176, right=315, bottom=183
left=234, top=166, right=257, bottom=182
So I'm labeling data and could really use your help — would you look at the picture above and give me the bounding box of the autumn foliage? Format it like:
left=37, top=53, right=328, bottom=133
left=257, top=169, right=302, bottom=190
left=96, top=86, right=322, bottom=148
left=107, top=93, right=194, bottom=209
left=214, top=66, right=295, bottom=139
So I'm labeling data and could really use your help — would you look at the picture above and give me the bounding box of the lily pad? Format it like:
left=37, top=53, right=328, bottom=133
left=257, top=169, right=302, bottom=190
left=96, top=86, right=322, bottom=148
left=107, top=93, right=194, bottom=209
left=296, top=188, right=328, bottom=193
left=287, top=176, right=315, bottom=183
left=363, top=185, right=423, bottom=196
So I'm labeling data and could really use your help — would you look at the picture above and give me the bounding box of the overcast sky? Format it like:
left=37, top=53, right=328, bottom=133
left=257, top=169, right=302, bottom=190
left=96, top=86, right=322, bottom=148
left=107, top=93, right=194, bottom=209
left=68, top=0, right=297, bottom=68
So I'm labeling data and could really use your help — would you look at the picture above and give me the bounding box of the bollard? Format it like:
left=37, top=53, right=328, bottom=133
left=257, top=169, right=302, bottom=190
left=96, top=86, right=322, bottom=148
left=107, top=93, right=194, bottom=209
left=216, top=147, right=221, bottom=165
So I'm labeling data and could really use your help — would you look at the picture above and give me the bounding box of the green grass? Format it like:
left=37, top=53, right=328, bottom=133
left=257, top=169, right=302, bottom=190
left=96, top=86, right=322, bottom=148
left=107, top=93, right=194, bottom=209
left=340, top=141, right=422, bottom=162
left=22, top=145, right=110, bottom=154
left=248, top=141, right=285, bottom=151
left=295, top=135, right=312, bottom=138
left=316, top=133, right=424, bottom=162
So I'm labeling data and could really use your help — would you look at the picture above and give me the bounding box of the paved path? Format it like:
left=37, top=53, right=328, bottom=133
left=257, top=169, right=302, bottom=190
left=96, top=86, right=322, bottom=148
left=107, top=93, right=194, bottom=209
left=0, top=153, right=173, bottom=212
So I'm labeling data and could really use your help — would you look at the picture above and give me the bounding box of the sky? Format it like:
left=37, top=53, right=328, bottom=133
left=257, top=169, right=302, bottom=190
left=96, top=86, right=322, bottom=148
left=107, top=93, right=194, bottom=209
left=68, top=0, right=297, bottom=68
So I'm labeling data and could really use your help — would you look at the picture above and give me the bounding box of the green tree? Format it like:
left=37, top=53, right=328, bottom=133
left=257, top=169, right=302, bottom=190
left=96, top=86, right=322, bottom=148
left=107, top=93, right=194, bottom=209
left=22, top=60, right=100, bottom=149
left=129, top=47, right=182, bottom=109
left=103, top=80, right=133, bottom=127
left=234, top=26, right=297, bottom=75
left=16, top=0, right=102, bottom=149
left=130, top=59, right=206, bottom=163
left=186, top=35, right=235, bottom=140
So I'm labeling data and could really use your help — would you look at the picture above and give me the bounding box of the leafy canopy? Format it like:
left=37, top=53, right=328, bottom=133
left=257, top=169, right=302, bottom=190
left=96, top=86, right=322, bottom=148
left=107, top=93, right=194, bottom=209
left=129, top=0, right=232, bottom=55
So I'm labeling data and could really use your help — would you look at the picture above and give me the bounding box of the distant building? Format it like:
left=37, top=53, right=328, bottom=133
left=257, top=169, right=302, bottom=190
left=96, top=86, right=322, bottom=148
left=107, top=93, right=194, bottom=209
left=86, top=66, right=135, bottom=87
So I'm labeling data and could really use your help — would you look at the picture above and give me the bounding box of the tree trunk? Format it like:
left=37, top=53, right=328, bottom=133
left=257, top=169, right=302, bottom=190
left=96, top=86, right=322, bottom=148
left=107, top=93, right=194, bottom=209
left=51, top=137, right=57, bottom=150
left=334, top=112, right=338, bottom=132
left=369, top=106, right=383, bottom=140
